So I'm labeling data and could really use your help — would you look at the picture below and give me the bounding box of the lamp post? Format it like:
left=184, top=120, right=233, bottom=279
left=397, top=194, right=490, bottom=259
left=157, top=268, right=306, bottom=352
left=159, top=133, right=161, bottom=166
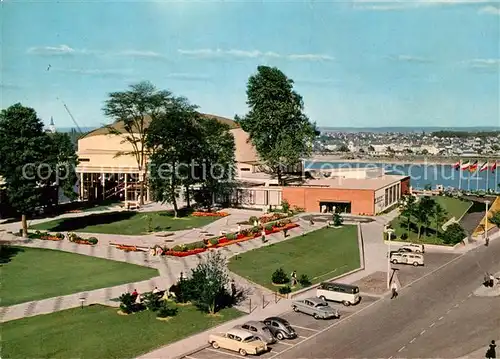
left=79, top=297, right=86, bottom=309
left=386, top=228, right=394, bottom=289
left=485, top=200, right=490, bottom=246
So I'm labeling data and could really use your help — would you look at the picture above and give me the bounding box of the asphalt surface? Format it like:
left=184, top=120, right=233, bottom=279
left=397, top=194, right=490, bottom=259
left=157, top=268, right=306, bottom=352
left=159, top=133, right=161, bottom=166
left=274, top=241, right=500, bottom=359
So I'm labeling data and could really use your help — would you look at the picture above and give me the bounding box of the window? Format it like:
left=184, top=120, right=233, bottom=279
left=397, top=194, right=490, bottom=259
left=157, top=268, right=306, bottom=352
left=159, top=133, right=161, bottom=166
left=249, top=326, right=257, bottom=332
left=79, top=158, right=90, bottom=162
left=240, top=168, right=251, bottom=171
left=272, top=322, right=279, bottom=327
left=242, top=325, right=249, bottom=330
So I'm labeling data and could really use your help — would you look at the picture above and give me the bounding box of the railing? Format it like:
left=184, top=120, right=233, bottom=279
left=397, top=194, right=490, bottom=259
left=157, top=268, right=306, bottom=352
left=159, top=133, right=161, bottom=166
left=244, top=292, right=285, bottom=314
left=103, top=183, right=126, bottom=199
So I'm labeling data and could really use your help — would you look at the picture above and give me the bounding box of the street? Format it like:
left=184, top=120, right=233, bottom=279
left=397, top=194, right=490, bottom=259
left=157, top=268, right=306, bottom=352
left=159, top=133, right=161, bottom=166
left=273, top=240, right=500, bottom=358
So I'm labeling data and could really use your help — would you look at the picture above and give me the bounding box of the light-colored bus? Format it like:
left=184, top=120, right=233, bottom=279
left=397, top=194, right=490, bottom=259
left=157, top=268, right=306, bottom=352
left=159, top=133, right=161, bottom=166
left=316, top=282, right=361, bottom=306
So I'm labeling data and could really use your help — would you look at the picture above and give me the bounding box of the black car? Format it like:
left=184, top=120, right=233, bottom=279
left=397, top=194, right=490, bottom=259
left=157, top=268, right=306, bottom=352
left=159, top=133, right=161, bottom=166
left=263, top=317, right=297, bottom=340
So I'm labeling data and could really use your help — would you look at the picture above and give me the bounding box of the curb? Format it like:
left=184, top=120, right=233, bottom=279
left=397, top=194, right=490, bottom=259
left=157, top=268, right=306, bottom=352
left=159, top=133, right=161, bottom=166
left=171, top=344, right=209, bottom=359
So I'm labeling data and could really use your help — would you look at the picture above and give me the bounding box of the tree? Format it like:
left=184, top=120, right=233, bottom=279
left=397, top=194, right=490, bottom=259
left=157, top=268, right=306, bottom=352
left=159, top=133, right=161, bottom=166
left=433, top=203, right=448, bottom=234
left=103, top=81, right=173, bottom=205
left=367, top=145, right=375, bottom=152
left=489, top=210, right=500, bottom=228
left=0, top=104, right=51, bottom=236
left=421, top=149, right=429, bottom=155
left=443, top=223, right=466, bottom=245
left=46, top=132, right=79, bottom=203
left=337, top=144, right=350, bottom=152
left=186, top=251, right=231, bottom=314
left=399, top=195, right=417, bottom=233
left=237, top=66, right=317, bottom=185
left=414, top=197, right=435, bottom=238
left=147, top=96, right=200, bottom=217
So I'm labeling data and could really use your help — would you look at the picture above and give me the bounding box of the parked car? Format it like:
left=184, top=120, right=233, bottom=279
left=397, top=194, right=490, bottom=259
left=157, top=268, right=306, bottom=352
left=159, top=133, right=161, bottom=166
left=316, top=282, right=361, bottom=306
left=390, top=252, right=424, bottom=266
left=208, top=329, right=268, bottom=356
left=263, top=316, right=297, bottom=340
left=400, top=243, right=425, bottom=253
left=233, top=321, right=276, bottom=344
left=291, top=297, right=340, bottom=319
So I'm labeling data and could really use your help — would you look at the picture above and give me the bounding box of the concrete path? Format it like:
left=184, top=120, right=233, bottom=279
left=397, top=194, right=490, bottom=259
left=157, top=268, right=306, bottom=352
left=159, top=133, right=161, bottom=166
left=0, top=213, right=322, bottom=323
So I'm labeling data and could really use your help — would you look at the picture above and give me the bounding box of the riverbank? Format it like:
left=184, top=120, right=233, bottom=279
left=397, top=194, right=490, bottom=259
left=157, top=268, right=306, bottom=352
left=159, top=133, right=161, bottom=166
left=309, top=155, right=474, bottom=165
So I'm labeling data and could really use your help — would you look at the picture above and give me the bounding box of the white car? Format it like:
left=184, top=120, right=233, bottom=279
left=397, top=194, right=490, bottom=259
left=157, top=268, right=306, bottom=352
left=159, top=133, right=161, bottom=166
left=399, top=243, right=425, bottom=253
left=208, top=329, right=268, bottom=356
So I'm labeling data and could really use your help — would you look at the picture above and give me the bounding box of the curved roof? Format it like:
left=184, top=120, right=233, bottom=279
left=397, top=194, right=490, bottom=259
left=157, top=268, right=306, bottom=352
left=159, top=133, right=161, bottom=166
left=80, top=113, right=239, bottom=139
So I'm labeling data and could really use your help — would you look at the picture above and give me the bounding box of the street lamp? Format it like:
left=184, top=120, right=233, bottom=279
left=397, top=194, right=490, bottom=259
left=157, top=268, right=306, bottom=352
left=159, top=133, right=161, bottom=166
left=79, top=297, right=86, bottom=309
left=485, top=200, right=490, bottom=246
left=386, top=228, right=394, bottom=289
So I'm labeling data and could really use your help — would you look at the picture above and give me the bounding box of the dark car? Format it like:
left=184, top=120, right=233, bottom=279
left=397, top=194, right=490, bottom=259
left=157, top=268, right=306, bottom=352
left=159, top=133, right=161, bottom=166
left=263, top=317, right=297, bottom=340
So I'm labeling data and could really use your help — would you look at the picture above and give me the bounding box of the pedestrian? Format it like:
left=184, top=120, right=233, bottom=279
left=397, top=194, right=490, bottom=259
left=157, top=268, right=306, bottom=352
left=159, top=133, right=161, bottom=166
left=390, top=281, right=398, bottom=299
left=283, top=228, right=288, bottom=238
left=309, top=217, right=314, bottom=226
left=231, top=279, right=236, bottom=298
left=237, top=224, right=241, bottom=234
left=261, top=229, right=266, bottom=242
left=132, top=288, right=138, bottom=298
left=489, top=273, right=495, bottom=288
left=486, top=340, right=496, bottom=359
left=291, top=270, right=297, bottom=286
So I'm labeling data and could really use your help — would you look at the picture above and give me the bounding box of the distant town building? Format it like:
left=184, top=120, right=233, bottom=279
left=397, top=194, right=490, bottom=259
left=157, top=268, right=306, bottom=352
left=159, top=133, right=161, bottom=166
left=45, top=117, right=56, bottom=134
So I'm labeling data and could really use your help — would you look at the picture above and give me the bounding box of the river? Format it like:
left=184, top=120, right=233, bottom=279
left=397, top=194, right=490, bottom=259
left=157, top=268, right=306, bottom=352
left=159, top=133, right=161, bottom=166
left=304, top=161, right=500, bottom=191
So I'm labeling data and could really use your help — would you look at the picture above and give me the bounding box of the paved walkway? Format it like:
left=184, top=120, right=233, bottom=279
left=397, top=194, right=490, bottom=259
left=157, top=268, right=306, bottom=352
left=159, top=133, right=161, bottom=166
left=0, top=213, right=321, bottom=322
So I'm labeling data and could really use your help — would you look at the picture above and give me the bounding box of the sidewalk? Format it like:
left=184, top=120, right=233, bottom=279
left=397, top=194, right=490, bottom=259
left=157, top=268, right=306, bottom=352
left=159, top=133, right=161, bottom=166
left=458, top=340, right=498, bottom=358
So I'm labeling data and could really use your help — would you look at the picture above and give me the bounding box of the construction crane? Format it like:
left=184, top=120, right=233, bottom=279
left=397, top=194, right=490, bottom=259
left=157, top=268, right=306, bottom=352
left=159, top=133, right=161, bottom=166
left=56, top=97, right=83, bottom=134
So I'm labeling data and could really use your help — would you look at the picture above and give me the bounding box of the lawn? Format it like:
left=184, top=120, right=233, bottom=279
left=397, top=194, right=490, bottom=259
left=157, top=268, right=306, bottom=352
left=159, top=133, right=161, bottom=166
left=0, top=246, right=158, bottom=306
left=228, top=225, right=360, bottom=291
left=30, top=210, right=220, bottom=235
left=2, top=304, right=242, bottom=359
left=389, top=196, right=473, bottom=245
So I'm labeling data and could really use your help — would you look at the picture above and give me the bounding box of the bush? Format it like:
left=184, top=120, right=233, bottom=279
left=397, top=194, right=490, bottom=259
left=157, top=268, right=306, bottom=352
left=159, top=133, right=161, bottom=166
left=87, top=237, right=98, bottom=245
left=142, top=292, right=162, bottom=312
left=333, top=213, right=343, bottom=226
left=55, top=232, right=64, bottom=239
left=119, top=293, right=137, bottom=314
left=400, top=233, right=408, bottom=240
left=279, top=286, right=292, bottom=294
left=272, top=268, right=289, bottom=284
left=209, top=238, right=219, bottom=246
left=226, top=233, right=237, bottom=240
left=281, top=199, right=290, bottom=213
left=251, top=226, right=260, bottom=234
left=298, top=274, right=311, bottom=287
left=443, top=223, right=466, bottom=245
left=265, top=224, right=273, bottom=231
left=248, top=216, right=258, bottom=225
left=157, top=301, right=178, bottom=318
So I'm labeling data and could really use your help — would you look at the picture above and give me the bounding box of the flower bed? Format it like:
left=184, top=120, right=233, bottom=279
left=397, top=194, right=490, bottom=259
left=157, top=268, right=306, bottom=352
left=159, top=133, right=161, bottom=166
left=192, top=211, right=229, bottom=217
left=23, top=230, right=65, bottom=241
left=68, top=232, right=98, bottom=245
left=163, top=221, right=299, bottom=257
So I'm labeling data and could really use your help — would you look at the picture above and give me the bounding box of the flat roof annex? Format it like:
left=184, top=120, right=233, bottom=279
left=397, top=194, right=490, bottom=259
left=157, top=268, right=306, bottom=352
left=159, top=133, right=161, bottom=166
left=303, top=175, right=409, bottom=191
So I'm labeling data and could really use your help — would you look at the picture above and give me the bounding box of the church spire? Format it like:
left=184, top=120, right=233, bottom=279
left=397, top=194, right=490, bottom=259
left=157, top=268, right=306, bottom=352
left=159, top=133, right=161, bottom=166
left=48, top=117, right=56, bottom=133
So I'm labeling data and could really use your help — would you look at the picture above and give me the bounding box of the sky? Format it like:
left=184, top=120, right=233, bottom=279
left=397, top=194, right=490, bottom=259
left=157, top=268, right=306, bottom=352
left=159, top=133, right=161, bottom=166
left=1, top=0, right=499, bottom=129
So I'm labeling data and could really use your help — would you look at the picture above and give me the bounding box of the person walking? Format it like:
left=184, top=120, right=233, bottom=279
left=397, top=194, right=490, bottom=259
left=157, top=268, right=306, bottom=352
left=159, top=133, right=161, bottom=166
left=237, top=224, right=241, bottom=234
left=261, top=229, right=266, bottom=243
left=231, top=279, right=237, bottom=298
left=291, top=270, right=297, bottom=287
left=390, top=281, right=398, bottom=299
left=486, top=340, right=496, bottom=359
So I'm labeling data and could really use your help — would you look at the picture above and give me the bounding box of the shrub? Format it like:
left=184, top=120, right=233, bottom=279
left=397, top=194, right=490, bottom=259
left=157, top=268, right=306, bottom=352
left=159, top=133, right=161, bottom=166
left=119, top=293, right=136, bottom=314
left=142, top=292, right=162, bottom=312
left=87, top=237, right=98, bottom=244
left=298, top=274, right=311, bottom=287
left=240, top=229, right=250, bottom=237
left=55, top=232, right=64, bottom=239
left=281, top=199, right=290, bottom=213
left=279, top=286, right=292, bottom=294
left=383, top=232, right=397, bottom=241
left=157, top=302, right=178, bottom=318
left=209, top=238, right=219, bottom=246
left=443, top=223, right=466, bottom=245
left=272, top=268, right=289, bottom=284
left=251, top=226, right=260, bottom=234
left=248, top=216, right=258, bottom=225
left=333, top=213, right=343, bottom=227
left=400, top=233, right=408, bottom=240
left=171, top=245, right=183, bottom=252
left=226, top=233, right=237, bottom=240
left=292, top=206, right=305, bottom=214
left=265, top=224, right=274, bottom=231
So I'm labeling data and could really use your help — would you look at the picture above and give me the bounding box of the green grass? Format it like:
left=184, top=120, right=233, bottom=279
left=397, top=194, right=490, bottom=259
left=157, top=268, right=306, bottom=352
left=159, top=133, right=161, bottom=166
left=389, top=196, right=473, bottom=245
left=2, top=304, right=242, bottom=359
left=0, top=247, right=158, bottom=306
left=228, top=225, right=360, bottom=291
left=30, top=210, right=220, bottom=235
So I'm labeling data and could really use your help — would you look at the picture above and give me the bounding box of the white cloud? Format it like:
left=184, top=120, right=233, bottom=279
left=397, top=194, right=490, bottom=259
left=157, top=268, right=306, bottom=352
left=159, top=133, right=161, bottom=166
left=114, top=50, right=166, bottom=58
left=178, top=48, right=334, bottom=61
left=478, top=5, right=500, bottom=14
left=466, top=58, right=500, bottom=68
left=27, top=44, right=79, bottom=56
left=165, top=73, right=212, bottom=81
left=354, top=0, right=489, bottom=11
left=390, top=55, right=433, bottom=63
left=54, top=68, right=132, bottom=77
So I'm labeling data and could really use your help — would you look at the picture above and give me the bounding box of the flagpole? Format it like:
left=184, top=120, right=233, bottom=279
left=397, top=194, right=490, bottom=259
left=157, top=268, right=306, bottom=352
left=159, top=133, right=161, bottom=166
left=486, top=160, right=489, bottom=192
left=496, top=161, right=499, bottom=194
left=476, top=164, right=480, bottom=191
left=467, top=166, right=471, bottom=192
left=458, top=161, right=462, bottom=190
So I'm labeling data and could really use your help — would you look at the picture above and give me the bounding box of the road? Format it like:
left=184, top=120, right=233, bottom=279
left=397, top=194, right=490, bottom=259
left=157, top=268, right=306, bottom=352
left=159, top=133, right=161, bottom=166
left=275, top=240, right=500, bottom=359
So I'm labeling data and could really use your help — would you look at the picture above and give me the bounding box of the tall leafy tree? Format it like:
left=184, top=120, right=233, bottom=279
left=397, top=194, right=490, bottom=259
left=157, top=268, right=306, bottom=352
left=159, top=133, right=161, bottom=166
left=399, top=195, right=417, bottom=233
left=147, top=97, right=201, bottom=217
left=414, top=197, right=435, bottom=238
left=433, top=203, right=448, bottom=234
left=489, top=210, right=500, bottom=228
left=102, top=81, right=173, bottom=205
left=237, top=66, right=317, bottom=185
left=0, top=104, right=51, bottom=236
left=47, top=132, right=79, bottom=203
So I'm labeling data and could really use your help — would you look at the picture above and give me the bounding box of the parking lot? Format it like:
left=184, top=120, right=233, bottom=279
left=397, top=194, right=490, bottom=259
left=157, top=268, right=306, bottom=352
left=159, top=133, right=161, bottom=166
left=180, top=295, right=380, bottom=359
left=394, top=252, right=460, bottom=287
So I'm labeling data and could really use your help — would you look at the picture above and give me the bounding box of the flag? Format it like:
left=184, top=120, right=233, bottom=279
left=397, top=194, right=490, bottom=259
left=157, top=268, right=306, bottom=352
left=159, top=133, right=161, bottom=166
left=492, top=161, right=497, bottom=173
left=469, top=160, right=478, bottom=172
left=453, top=161, right=461, bottom=170
left=461, top=161, right=470, bottom=170
left=479, top=162, right=489, bottom=172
